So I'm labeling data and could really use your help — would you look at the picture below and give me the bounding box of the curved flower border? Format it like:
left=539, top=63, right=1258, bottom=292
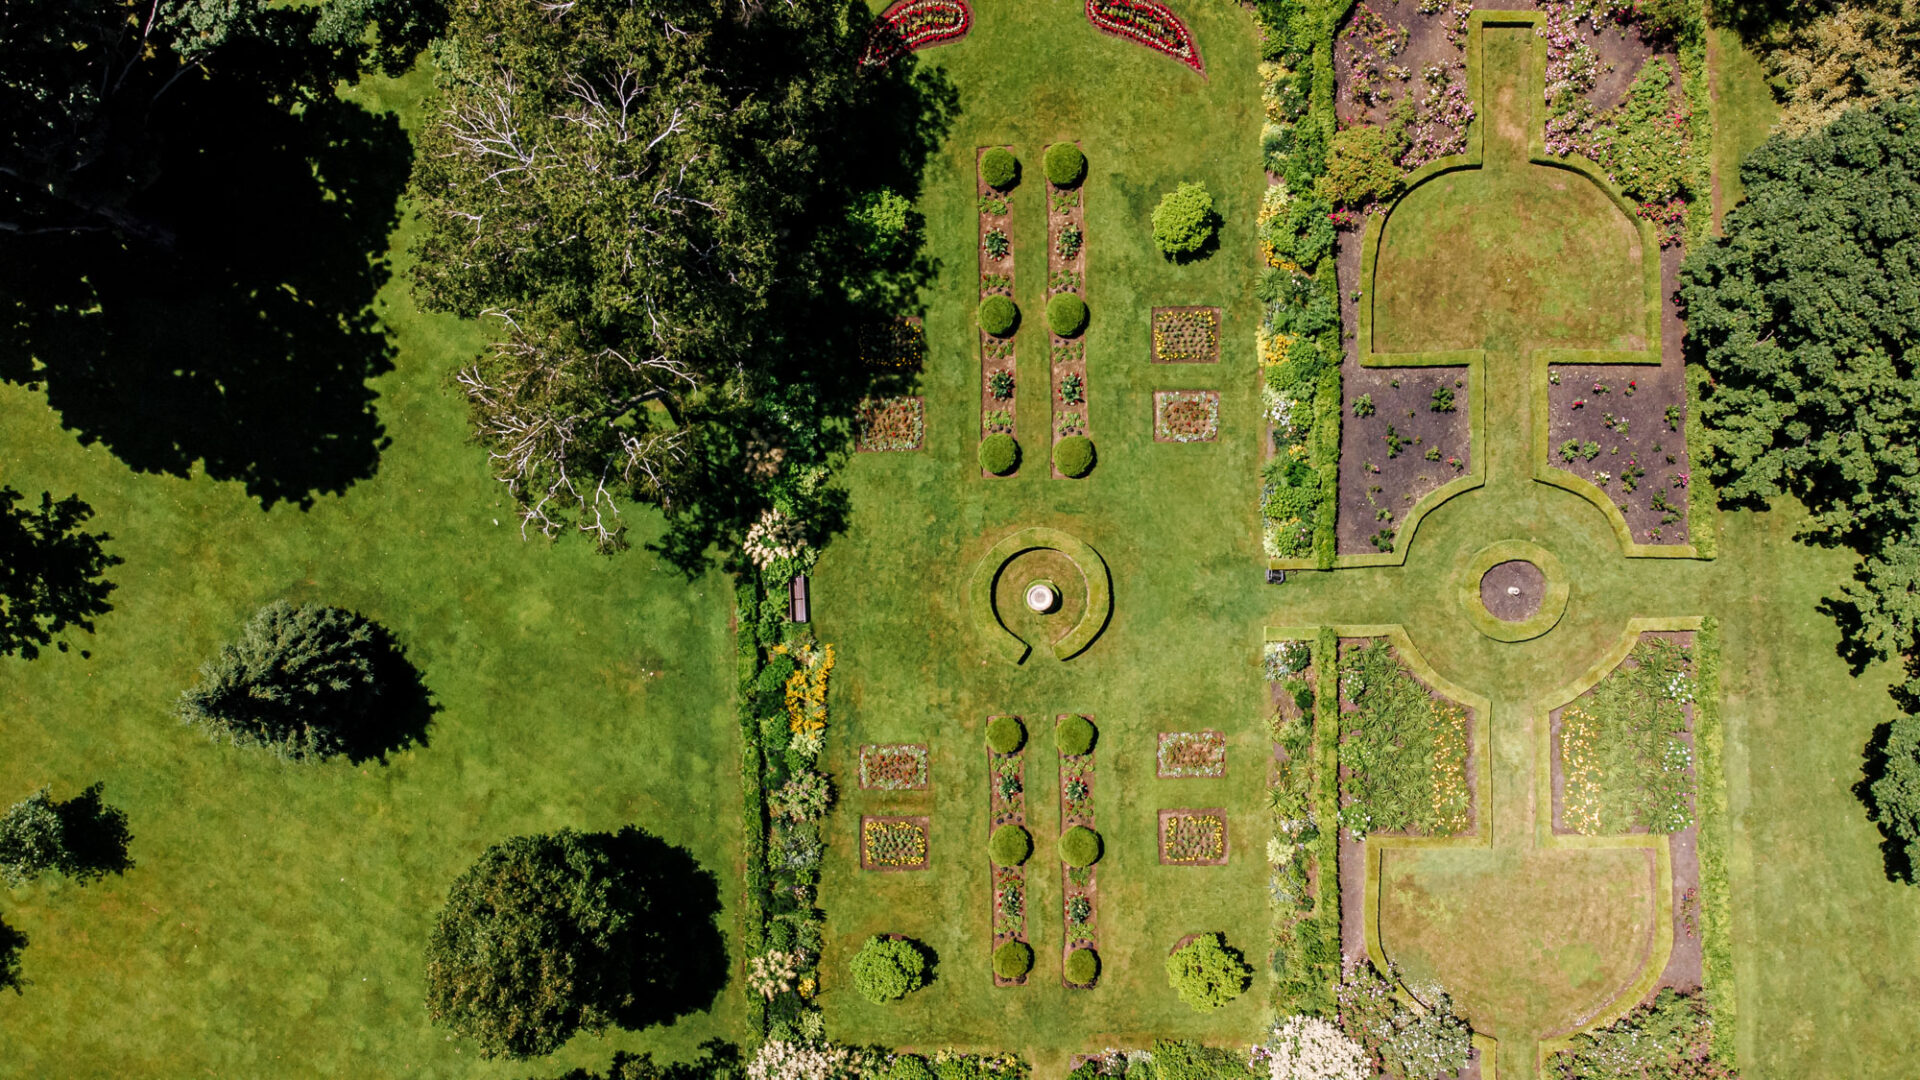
left=1085, top=0, right=1204, bottom=74
left=860, top=0, right=973, bottom=68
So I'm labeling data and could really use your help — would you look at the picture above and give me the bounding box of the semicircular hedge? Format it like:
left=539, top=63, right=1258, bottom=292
left=1047, top=293, right=1088, bottom=338
left=1045, top=143, right=1087, bottom=188
left=989, top=823, right=1033, bottom=867
left=979, top=295, right=1019, bottom=337
left=986, top=715, right=1027, bottom=754
left=1060, top=825, right=1102, bottom=867
left=1056, top=714, right=1096, bottom=755
left=1055, top=435, right=1095, bottom=478
left=979, top=434, right=1021, bottom=476
left=992, top=939, right=1034, bottom=980
left=981, top=148, right=1019, bottom=190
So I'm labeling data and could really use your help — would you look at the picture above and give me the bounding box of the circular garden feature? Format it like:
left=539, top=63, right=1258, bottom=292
left=968, top=527, right=1112, bottom=664
left=1481, top=560, right=1547, bottom=621
left=1025, top=580, right=1059, bottom=613
left=1459, top=540, right=1570, bottom=643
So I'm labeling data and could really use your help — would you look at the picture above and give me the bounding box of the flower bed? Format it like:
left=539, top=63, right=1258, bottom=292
left=859, top=0, right=972, bottom=68
left=1159, top=809, right=1229, bottom=865
left=1154, top=390, right=1220, bottom=443
left=1337, top=639, right=1472, bottom=839
left=1151, top=306, right=1222, bottom=363
left=860, top=815, right=930, bottom=871
left=1085, top=0, right=1204, bottom=74
left=1547, top=367, right=1693, bottom=545
left=978, top=148, right=1020, bottom=473
left=1157, top=730, right=1227, bottom=778
left=859, top=743, right=929, bottom=790
left=856, top=396, right=925, bottom=452
left=860, top=317, right=926, bottom=370
left=1047, top=144, right=1092, bottom=472
left=988, top=723, right=1029, bottom=985
left=1058, top=715, right=1100, bottom=986
left=1556, top=634, right=1696, bottom=835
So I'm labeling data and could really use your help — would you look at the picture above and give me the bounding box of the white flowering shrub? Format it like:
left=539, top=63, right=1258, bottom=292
left=748, top=1040, right=863, bottom=1080
left=744, top=508, right=806, bottom=569
left=1258, top=1016, right=1370, bottom=1080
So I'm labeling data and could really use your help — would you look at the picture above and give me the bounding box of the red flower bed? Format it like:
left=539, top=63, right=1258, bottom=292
left=1085, top=0, right=1203, bottom=73
left=860, top=0, right=972, bottom=68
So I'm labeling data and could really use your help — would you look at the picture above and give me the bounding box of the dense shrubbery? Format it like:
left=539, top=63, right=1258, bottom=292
left=1055, top=436, right=1096, bottom=478
left=1545, top=988, right=1724, bottom=1079
left=1151, top=182, right=1220, bottom=259
left=1055, top=714, right=1096, bottom=755
left=0, top=913, right=22, bottom=994
left=1732, top=0, right=1920, bottom=135
left=0, top=487, right=118, bottom=661
left=1560, top=638, right=1697, bottom=835
left=888, top=1056, right=937, bottom=1080
left=1059, top=826, right=1102, bottom=867
left=986, top=716, right=1027, bottom=753
left=1064, top=947, right=1099, bottom=986
left=989, top=824, right=1032, bottom=866
left=1338, top=641, right=1471, bottom=838
left=991, top=939, right=1033, bottom=980
left=1047, top=293, right=1089, bottom=337
left=1868, top=713, right=1920, bottom=880
left=1164, top=932, right=1253, bottom=1011
left=851, top=189, right=919, bottom=264
left=979, top=434, right=1021, bottom=476
left=0, top=783, right=132, bottom=887
left=1045, top=143, right=1087, bottom=188
left=982, top=148, right=1019, bottom=190
left=849, top=935, right=930, bottom=1003
left=1336, top=961, right=1473, bottom=1079
left=1318, top=124, right=1405, bottom=208
left=979, top=296, right=1019, bottom=337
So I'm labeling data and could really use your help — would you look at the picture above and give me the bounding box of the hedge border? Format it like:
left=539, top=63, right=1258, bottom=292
left=1457, top=539, right=1570, bottom=643
left=968, top=527, right=1112, bottom=663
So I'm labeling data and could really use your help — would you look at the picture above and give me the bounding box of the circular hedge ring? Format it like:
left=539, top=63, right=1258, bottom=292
left=1060, top=825, right=1103, bottom=867
left=1065, top=946, right=1100, bottom=987
left=1055, top=435, right=1095, bottom=478
left=979, top=433, right=1021, bottom=476
left=981, top=148, right=1019, bottom=190
left=992, top=939, right=1034, bottom=980
left=979, top=295, right=1019, bottom=338
left=989, top=823, right=1033, bottom=867
left=1047, top=293, right=1088, bottom=338
left=986, top=715, right=1027, bottom=754
left=1045, top=143, right=1087, bottom=188
left=1056, top=714, right=1096, bottom=755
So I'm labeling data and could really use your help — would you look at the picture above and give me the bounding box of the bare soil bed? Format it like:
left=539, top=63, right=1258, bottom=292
left=1337, top=368, right=1471, bottom=554
left=1480, top=559, right=1546, bottom=621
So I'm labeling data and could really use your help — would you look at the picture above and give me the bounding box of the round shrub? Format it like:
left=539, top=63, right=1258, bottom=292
left=1164, top=932, right=1254, bottom=1012
left=986, top=715, right=1027, bottom=754
left=979, top=295, right=1019, bottom=337
left=989, top=823, right=1032, bottom=867
left=979, top=434, right=1021, bottom=476
left=849, top=934, right=930, bottom=1003
left=1065, top=947, right=1100, bottom=986
left=1056, top=714, right=1097, bottom=755
left=1045, top=143, right=1087, bottom=188
left=981, top=148, right=1019, bottom=190
left=888, top=1056, right=936, bottom=1080
left=1055, top=435, right=1095, bottom=479
left=1060, top=826, right=1102, bottom=868
left=992, top=939, right=1034, bottom=980
left=1152, top=181, right=1220, bottom=260
left=1047, top=293, right=1088, bottom=338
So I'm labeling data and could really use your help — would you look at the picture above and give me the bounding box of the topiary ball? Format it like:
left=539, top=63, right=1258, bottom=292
left=850, top=934, right=931, bottom=1003
left=981, top=148, right=1019, bottom=190
left=1055, top=436, right=1095, bottom=479
left=1045, top=143, right=1088, bottom=188
left=1056, top=714, right=1096, bottom=755
left=989, top=823, right=1033, bottom=867
left=979, top=434, right=1021, bottom=476
left=1060, top=825, right=1103, bottom=867
left=992, top=939, right=1034, bottom=980
left=889, top=1057, right=936, bottom=1080
left=979, top=295, right=1019, bottom=338
left=1047, top=293, right=1088, bottom=338
left=1065, top=946, right=1100, bottom=987
left=986, top=715, right=1027, bottom=754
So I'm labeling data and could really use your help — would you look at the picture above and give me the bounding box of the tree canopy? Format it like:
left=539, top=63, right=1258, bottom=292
left=1680, top=95, right=1920, bottom=683
left=0, top=488, right=118, bottom=660
left=0, top=783, right=134, bottom=887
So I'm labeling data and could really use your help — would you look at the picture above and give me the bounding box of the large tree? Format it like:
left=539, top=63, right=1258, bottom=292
left=1680, top=95, right=1920, bottom=683
left=0, top=487, right=118, bottom=660
left=410, top=0, right=938, bottom=560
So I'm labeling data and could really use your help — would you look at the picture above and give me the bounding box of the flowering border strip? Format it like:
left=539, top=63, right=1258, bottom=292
left=1058, top=714, right=1100, bottom=987
left=859, top=0, right=972, bottom=69
left=1046, top=142, right=1090, bottom=476
left=859, top=743, right=930, bottom=790
left=860, top=814, right=931, bottom=872
left=978, top=146, right=1019, bottom=476
left=1151, top=306, right=1222, bottom=363
left=1156, top=730, right=1227, bottom=778
left=988, top=722, right=1030, bottom=986
left=1157, top=808, right=1229, bottom=865
left=1084, top=0, right=1204, bottom=74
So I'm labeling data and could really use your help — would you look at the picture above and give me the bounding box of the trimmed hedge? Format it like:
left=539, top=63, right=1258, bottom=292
left=1055, top=435, right=1096, bottom=478
left=1045, top=143, right=1087, bottom=188
left=1065, top=946, right=1100, bottom=986
left=1056, top=714, right=1096, bottom=755
left=992, top=939, right=1034, bottom=980
left=850, top=935, right=930, bottom=1003
left=986, top=715, right=1027, bottom=754
left=1060, top=826, right=1102, bottom=868
left=981, top=148, right=1019, bottom=190
left=979, top=434, right=1021, bottom=476
left=989, top=823, right=1033, bottom=867
left=979, top=295, right=1019, bottom=337
left=1047, top=293, right=1089, bottom=337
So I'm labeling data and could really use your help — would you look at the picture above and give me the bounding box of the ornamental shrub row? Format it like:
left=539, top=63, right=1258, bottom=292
left=979, top=295, right=1019, bottom=337
left=980, top=433, right=1020, bottom=475
left=1055, top=435, right=1095, bottom=478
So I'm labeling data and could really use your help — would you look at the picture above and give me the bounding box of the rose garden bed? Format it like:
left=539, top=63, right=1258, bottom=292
left=1337, top=369, right=1469, bottom=554
left=1546, top=365, right=1693, bottom=545
left=978, top=146, right=1020, bottom=476
left=1047, top=142, right=1091, bottom=475
left=988, top=720, right=1029, bottom=986
left=859, top=743, right=929, bottom=790
left=1156, top=730, right=1227, bottom=778
left=856, top=396, right=925, bottom=453
left=1153, top=390, right=1219, bottom=443
left=1058, top=714, right=1100, bottom=986
left=1158, top=808, right=1229, bottom=865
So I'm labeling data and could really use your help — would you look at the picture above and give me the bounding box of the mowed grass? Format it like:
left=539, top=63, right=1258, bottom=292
left=1709, top=27, right=1780, bottom=220
left=0, top=72, right=745, bottom=1080
left=815, top=0, right=1269, bottom=1069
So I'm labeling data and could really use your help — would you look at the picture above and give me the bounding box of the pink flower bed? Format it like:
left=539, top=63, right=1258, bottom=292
left=1085, top=0, right=1204, bottom=73
left=860, top=0, right=972, bottom=68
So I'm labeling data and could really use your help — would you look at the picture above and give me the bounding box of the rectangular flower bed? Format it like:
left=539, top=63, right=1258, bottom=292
left=1156, top=730, right=1227, bottom=778
left=859, top=743, right=930, bottom=790
left=860, top=316, right=926, bottom=370
left=856, top=396, right=925, bottom=452
left=1154, top=389, right=1220, bottom=443
left=860, top=815, right=931, bottom=871
left=1158, top=808, right=1229, bottom=865
left=1151, top=307, right=1222, bottom=363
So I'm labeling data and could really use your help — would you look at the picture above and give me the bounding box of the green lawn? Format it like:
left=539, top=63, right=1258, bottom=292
left=0, top=72, right=745, bottom=1080
left=1709, top=26, right=1780, bottom=222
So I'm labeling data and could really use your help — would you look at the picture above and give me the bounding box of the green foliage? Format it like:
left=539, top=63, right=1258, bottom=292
left=1047, top=293, right=1089, bottom=338
left=989, top=824, right=1032, bottom=867
left=988, top=369, right=1015, bottom=399
left=0, top=912, right=22, bottom=994
left=1152, top=182, right=1220, bottom=259
left=519, top=1041, right=744, bottom=1080
left=1560, top=638, right=1697, bottom=835
left=1142, top=1040, right=1243, bottom=1080
left=1316, top=123, right=1405, bottom=208
left=1590, top=59, right=1695, bottom=205
left=1055, top=436, right=1096, bottom=478
left=1055, top=714, right=1096, bottom=755
left=981, top=148, right=1019, bottom=190
left=0, top=782, right=132, bottom=887
left=0, top=789, right=62, bottom=887
left=1045, top=143, right=1087, bottom=188
left=1338, top=640, right=1471, bottom=837
left=1681, top=96, right=1920, bottom=666
left=849, top=935, right=929, bottom=1003
left=0, top=488, right=119, bottom=660
left=1064, top=946, right=1099, bottom=986
left=991, top=939, right=1033, bottom=980
left=1352, top=394, right=1374, bottom=418
left=979, top=295, right=1020, bottom=337
left=889, top=1057, right=936, bottom=1080
left=1869, top=712, right=1920, bottom=877
left=986, top=716, right=1027, bottom=754
left=1336, top=960, right=1473, bottom=1080
left=1164, top=932, right=1253, bottom=1011
left=979, top=434, right=1021, bottom=476
left=1546, top=988, right=1723, bottom=1079
left=1059, top=826, right=1102, bottom=867
left=1693, top=619, right=1736, bottom=1062
left=175, top=601, right=417, bottom=763
left=1744, top=0, right=1920, bottom=135
left=1431, top=386, right=1455, bottom=412
left=850, top=189, right=917, bottom=263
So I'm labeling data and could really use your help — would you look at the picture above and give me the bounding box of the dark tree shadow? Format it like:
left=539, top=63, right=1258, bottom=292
left=599, top=826, right=728, bottom=1031
left=530, top=1039, right=743, bottom=1080
left=0, top=488, right=121, bottom=660
left=0, top=912, right=24, bottom=994
left=906, top=936, right=941, bottom=990
left=0, top=37, right=411, bottom=509
left=1855, top=720, right=1918, bottom=885
left=342, top=623, right=437, bottom=765
left=51, top=783, right=134, bottom=884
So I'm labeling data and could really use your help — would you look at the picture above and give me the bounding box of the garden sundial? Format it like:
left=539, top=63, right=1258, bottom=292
left=1265, top=14, right=1722, bottom=1079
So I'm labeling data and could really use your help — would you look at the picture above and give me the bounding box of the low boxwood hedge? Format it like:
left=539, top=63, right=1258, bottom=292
left=1055, top=435, right=1095, bottom=478
left=1045, top=143, right=1087, bottom=188
left=989, top=823, right=1032, bottom=866
left=1065, top=946, right=1100, bottom=986
left=986, top=715, right=1027, bottom=754
left=980, top=434, right=1020, bottom=476
left=1056, top=714, right=1096, bottom=755
left=981, top=148, right=1019, bottom=190
left=992, top=939, right=1034, bottom=980
left=979, top=295, right=1019, bottom=337
left=1060, top=825, right=1102, bottom=867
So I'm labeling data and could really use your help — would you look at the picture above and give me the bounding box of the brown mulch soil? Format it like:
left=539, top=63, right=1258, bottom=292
left=1337, top=368, right=1472, bottom=555
left=988, top=739, right=1029, bottom=986
left=1480, top=559, right=1546, bottom=621
left=858, top=743, right=930, bottom=790
left=1047, top=149, right=1089, bottom=475
left=1157, top=807, right=1231, bottom=866
left=978, top=146, right=1019, bottom=477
